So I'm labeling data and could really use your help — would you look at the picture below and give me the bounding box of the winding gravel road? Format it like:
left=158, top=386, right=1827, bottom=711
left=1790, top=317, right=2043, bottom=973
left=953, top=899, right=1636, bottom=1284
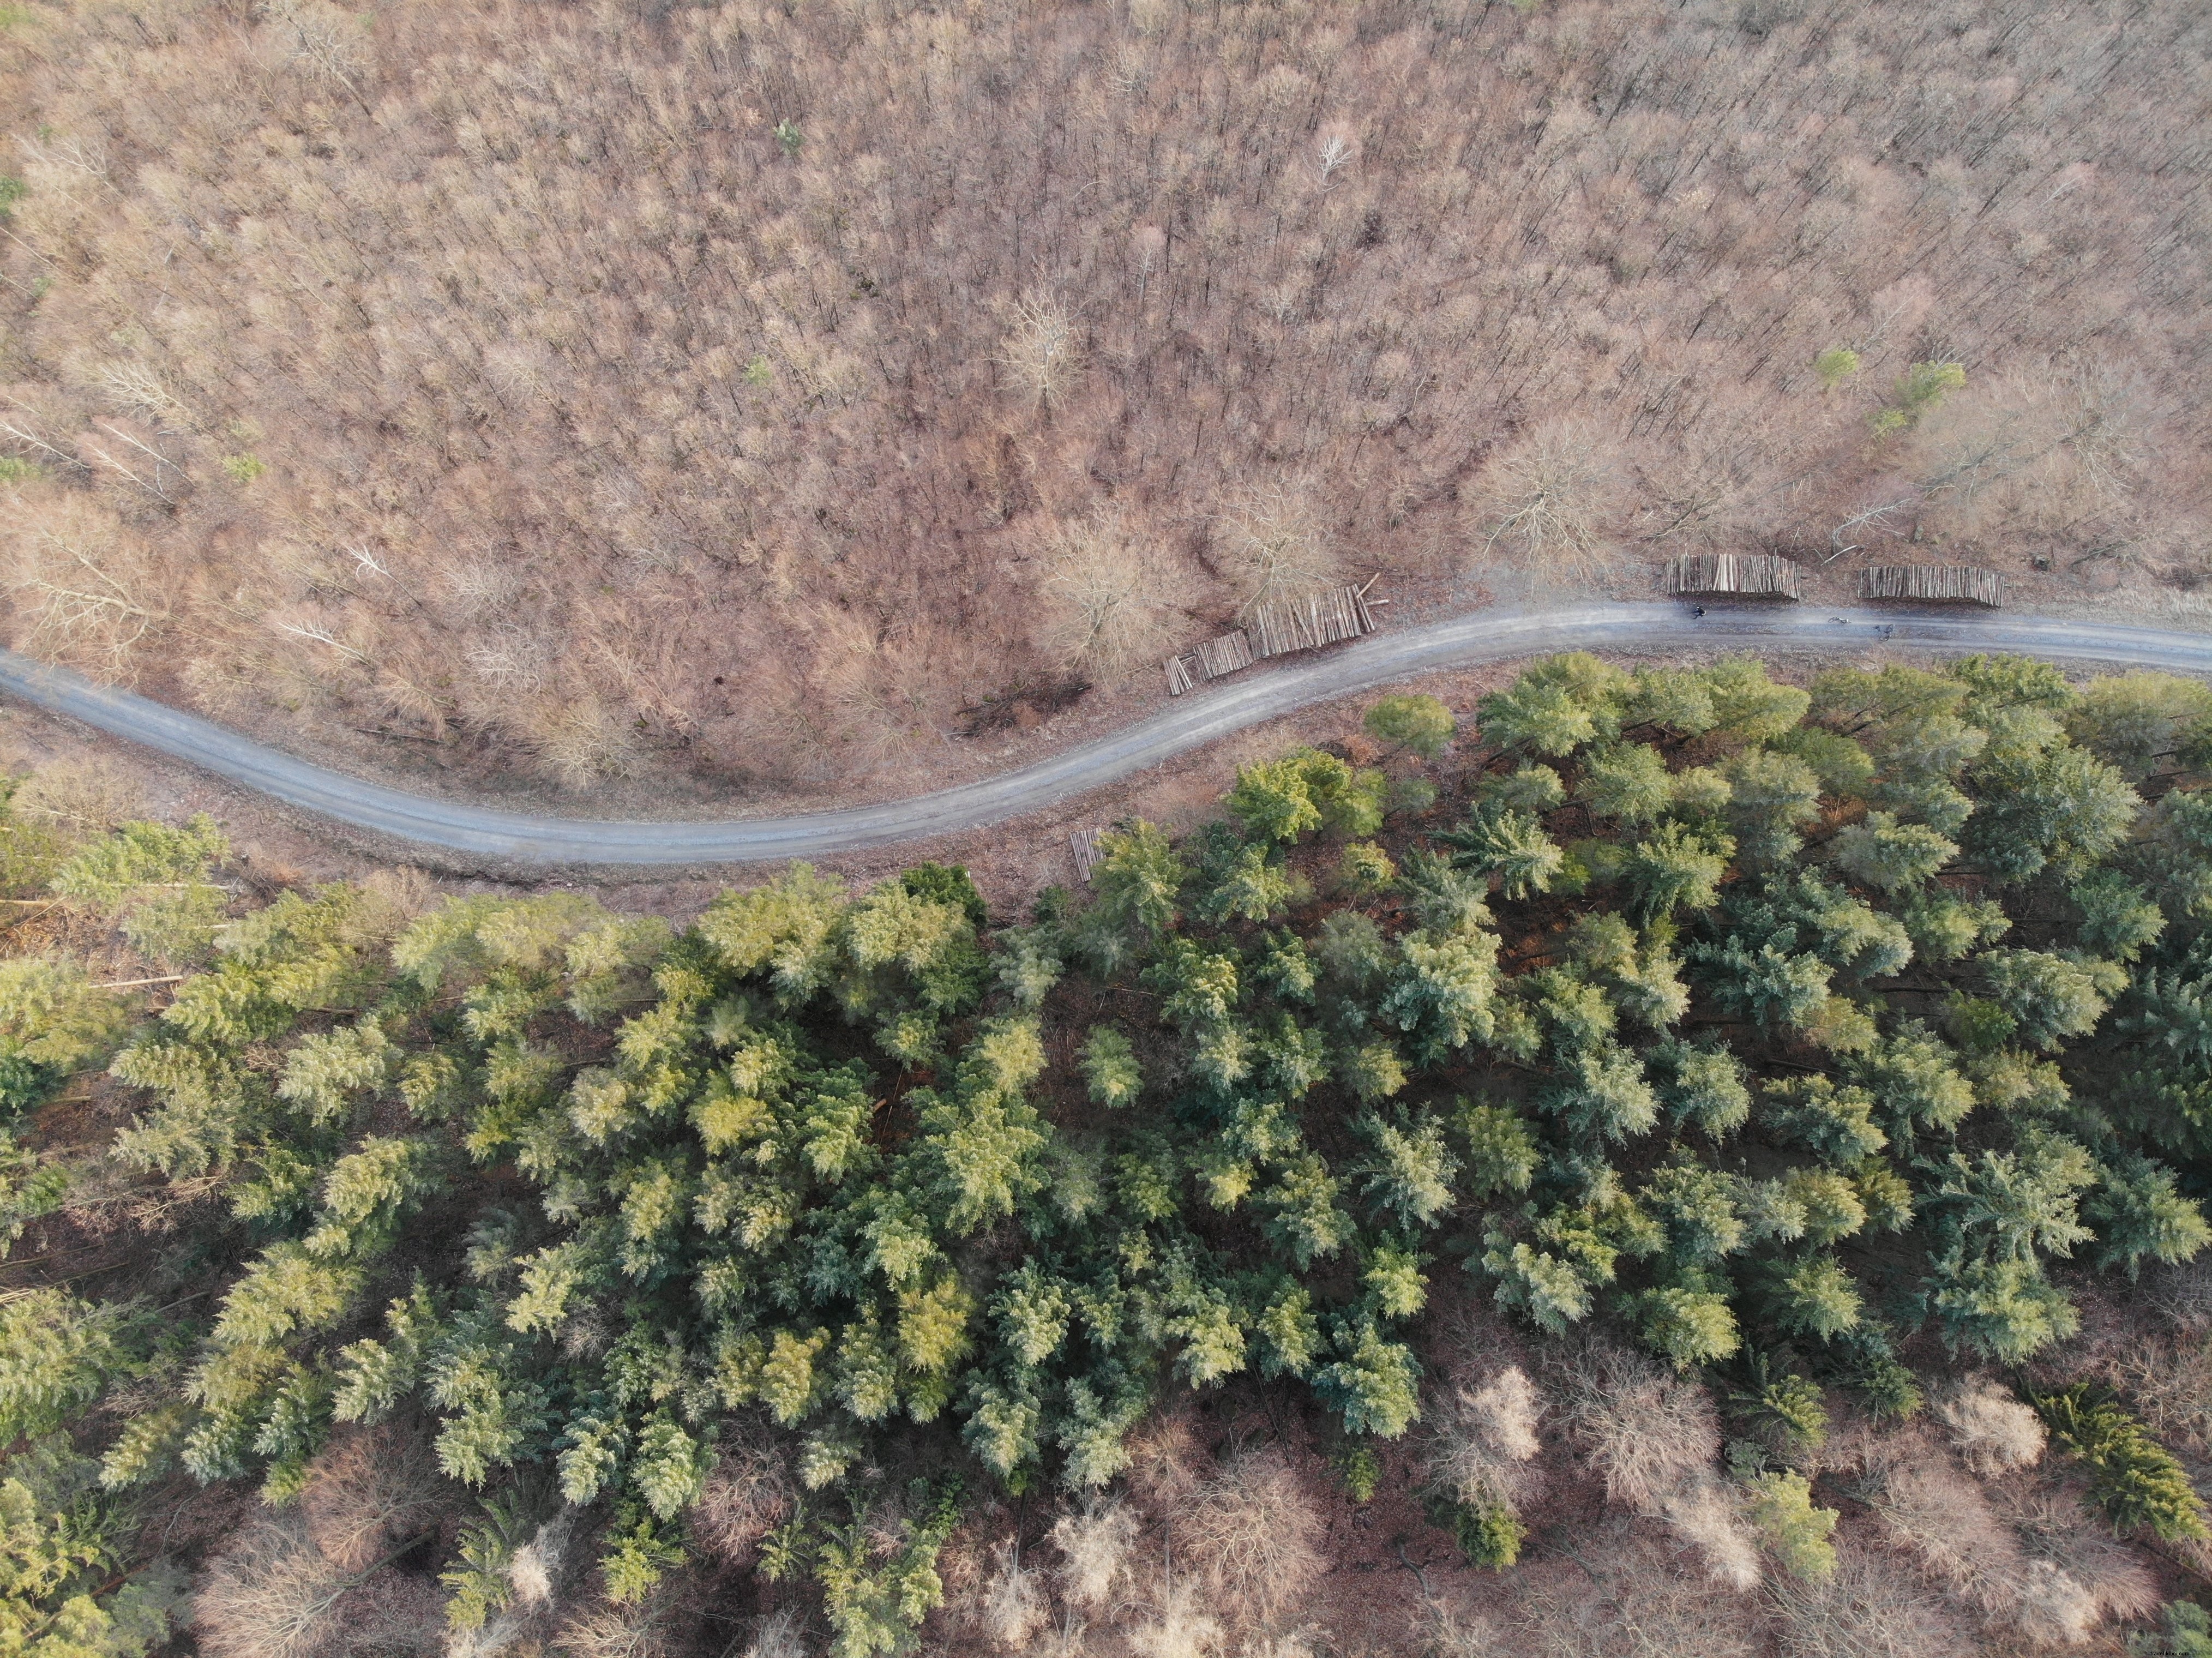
left=2, top=602, right=2209, bottom=868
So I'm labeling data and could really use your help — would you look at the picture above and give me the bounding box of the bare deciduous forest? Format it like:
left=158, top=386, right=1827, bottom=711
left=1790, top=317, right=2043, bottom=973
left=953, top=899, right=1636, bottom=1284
left=0, top=0, right=2206, bottom=797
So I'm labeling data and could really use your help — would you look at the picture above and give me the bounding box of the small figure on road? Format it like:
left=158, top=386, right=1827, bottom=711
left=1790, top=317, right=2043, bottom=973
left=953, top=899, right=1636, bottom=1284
left=1693, top=606, right=1706, bottom=618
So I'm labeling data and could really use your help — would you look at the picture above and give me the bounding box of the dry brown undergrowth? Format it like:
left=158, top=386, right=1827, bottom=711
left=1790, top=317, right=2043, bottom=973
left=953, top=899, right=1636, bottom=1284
left=1552, top=1343, right=1760, bottom=1590
left=193, top=1426, right=447, bottom=1658
left=1178, top=1445, right=1327, bottom=1631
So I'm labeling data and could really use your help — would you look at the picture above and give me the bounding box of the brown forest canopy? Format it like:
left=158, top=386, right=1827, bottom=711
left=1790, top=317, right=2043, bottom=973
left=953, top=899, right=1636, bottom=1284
left=0, top=0, right=2206, bottom=789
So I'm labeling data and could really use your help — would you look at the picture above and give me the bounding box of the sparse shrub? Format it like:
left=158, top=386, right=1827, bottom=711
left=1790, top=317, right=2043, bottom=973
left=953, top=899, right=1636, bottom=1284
left=2132, top=1601, right=2212, bottom=1657
left=1327, top=1441, right=1381, bottom=1503
left=1180, top=1446, right=1325, bottom=1628
left=1742, top=1470, right=1837, bottom=1582
left=1934, top=1376, right=2045, bottom=1476
left=1823, top=1331, right=1923, bottom=1423
left=1434, top=1496, right=1525, bottom=1568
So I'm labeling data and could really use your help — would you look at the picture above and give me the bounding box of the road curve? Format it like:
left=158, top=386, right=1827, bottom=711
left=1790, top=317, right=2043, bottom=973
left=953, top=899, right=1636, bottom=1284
left=2, top=602, right=2209, bottom=867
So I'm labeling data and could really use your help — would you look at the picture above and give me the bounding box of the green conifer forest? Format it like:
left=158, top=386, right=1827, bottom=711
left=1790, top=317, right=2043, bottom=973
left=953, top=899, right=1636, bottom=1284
left=8, top=651, right=2212, bottom=1654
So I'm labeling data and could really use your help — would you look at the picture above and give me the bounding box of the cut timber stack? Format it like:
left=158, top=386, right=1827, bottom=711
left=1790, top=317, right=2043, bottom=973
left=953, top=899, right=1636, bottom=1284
left=1860, top=566, right=2005, bottom=607
left=1193, top=630, right=1255, bottom=681
left=1248, top=585, right=1380, bottom=658
left=1163, top=581, right=1384, bottom=695
left=1070, top=827, right=1105, bottom=883
left=1663, top=554, right=1802, bottom=599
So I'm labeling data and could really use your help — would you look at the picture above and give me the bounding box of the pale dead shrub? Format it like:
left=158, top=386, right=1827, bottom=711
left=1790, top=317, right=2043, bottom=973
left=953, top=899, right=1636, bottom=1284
left=550, top=1594, right=670, bottom=1658
left=10, top=755, right=141, bottom=834
left=2147, top=1259, right=2212, bottom=1331
left=2007, top=1560, right=2099, bottom=1648
left=1933, top=1377, right=2045, bottom=1476
left=1123, top=1410, right=1204, bottom=1510
left=1419, top=1591, right=1509, bottom=1657
left=999, top=295, right=1084, bottom=411
left=194, top=1515, right=353, bottom=1658
left=1660, top=1473, right=1762, bottom=1593
left=196, top=1512, right=434, bottom=1658
left=1554, top=1346, right=1753, bottom=1588
left=1179, top=1446, right=1325, bottom=1628
left=1555, top=1344, right=1721, bottom=1514
left=2109, top=1333, right=2212, bottom=1458
left=1050, top=1496, right=1139, bottom=1614
left=2, top=490, right=171, bottom=682
left=298, top=1425, right=446, bottom=1575
left=506, top=1510, right=579, bottom=1613
left=973, top=1537, right=1050, bottom=1649
left=1426, top=1364, right=1544, bottom=1509
left=1854, top=1434, right=2028, bottom=1623
left=738, top=1609, right=806, bottom=1658
left=1767, top=1541, right=1975, bottom=1658
left=525, top=692, right=642, bottom=790
left=1242, top=1631, right=1322, bottom=1658
left=198, top=1427, right=448, bottom=1658
left=1518, top=1521, right=1762, bottom=1658
left=690, top=1435, right=795, bottom=1566
left=1855, top=1427, right=2149, bottom=1645
left=1992, top=1476, right=2160, bottom=1632
left=1127, top=1588, right=1224, bottom=1658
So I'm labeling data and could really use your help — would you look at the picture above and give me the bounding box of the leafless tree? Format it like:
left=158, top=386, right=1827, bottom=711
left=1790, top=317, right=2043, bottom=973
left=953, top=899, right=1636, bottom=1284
left=2, top=492, right=170, bottom=680
left=1470, top=419, right=1628, bottom=582
left=1216, top=484, right=1345, bottom=615
left=999, top=295, right=1084, bottom=412
left=1036, top=511, right=1191, bottom=677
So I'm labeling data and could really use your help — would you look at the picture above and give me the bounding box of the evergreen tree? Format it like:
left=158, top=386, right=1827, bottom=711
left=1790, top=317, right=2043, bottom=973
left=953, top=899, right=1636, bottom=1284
left=1363, top=694, right=1457, bottom=759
